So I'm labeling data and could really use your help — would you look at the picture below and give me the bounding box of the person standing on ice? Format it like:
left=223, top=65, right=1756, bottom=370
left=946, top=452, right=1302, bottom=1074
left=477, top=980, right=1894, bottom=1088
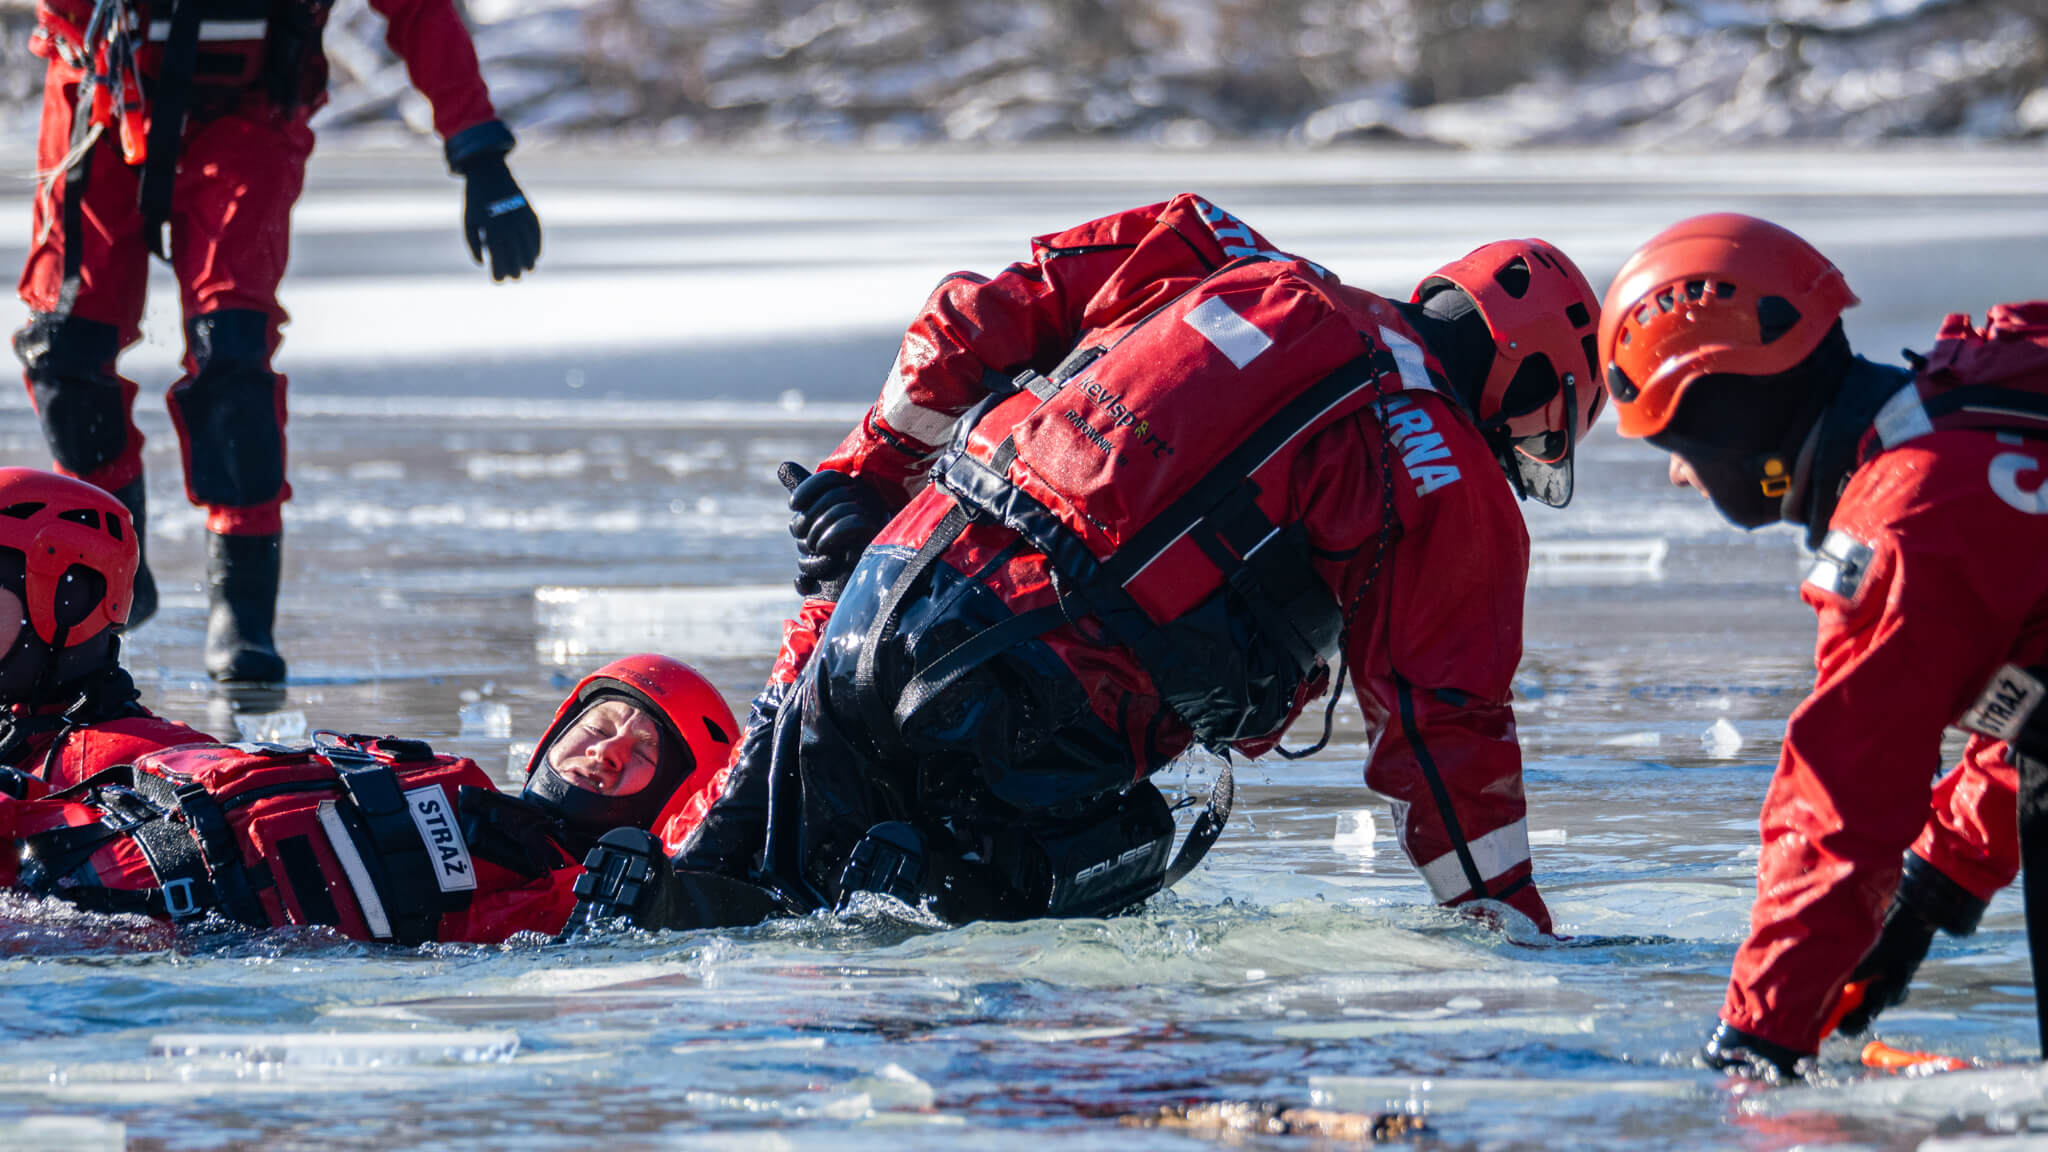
left=569, top=194, right=1606, bottom=933
left=13, top=0, right=542, bottom=684
left=1598, top=213, right=2048, bottom=1081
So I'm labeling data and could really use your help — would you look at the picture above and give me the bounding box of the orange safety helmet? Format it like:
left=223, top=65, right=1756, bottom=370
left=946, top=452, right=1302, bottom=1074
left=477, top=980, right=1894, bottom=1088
left=524, top=653, right=737, bottom=844
left=0, top=468, right=137, bottom=647
left=1415, top=238, right=1606, bottom=506
left=1600, top=213, right=1859, bottom=439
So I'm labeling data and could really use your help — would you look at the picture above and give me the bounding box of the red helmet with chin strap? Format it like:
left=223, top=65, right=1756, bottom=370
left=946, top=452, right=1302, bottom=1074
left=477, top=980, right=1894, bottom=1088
left=1415, top=238, right=1606, bottom=506
left=1600, top=213, right=1859, bottom=440
left=524, top=654, right=737, bottom=842
left=0, top=468, right=137, bottom=647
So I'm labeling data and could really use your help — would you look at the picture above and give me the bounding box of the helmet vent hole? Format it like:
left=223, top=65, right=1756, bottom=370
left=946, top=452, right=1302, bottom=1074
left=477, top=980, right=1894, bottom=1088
left=1606, top=363, right=1640, bottom=404
left=1579, top=334, right=1599, bottom=378
left=105, top=516, right=122, bottom=542
left=704, top=716, right=730, bottom=745
left=0, top=503, right=44, bottom=520
left=1493, top=257, right=1531, bottom=300
left=1715, top=282, right=1737, bottom=299
left=1756, top=295, right=1802, bottom=345
left=1565, top=302, right=1591, bottom=328
left=1655, top=290, right=1676, bottom=313
left=57, top=508, right=99, bottom=531
left=1684, top=280, right=1707, bottom=301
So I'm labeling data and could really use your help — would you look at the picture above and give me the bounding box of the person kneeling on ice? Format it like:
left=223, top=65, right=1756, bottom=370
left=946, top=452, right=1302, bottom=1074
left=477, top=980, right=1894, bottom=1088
left=0, top=468, right=218, bottom=788
left=568, top=193, right=1606, bottom=935
left=1599, top=213, right=2048, bottom=1081
left=2, top=653, right=736, bottom=944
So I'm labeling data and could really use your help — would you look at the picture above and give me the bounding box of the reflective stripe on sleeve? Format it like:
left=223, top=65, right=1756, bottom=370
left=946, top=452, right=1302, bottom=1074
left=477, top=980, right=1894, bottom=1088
left=1378, top=327, right=1437, bottom=393
left=1416, top=819, right=1532, bottom=903
left=877, top=371, right=963, bottom=447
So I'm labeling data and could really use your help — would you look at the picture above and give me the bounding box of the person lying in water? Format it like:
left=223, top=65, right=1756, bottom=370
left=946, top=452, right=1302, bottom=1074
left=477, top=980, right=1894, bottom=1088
left=6, top=651, right=736, bottom=945
left=0, top=471, right=738, bottom=944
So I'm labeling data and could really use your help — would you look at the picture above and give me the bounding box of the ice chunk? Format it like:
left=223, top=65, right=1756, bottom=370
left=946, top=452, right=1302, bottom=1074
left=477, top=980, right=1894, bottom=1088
left=149, top=1031, right=520, bottom=1066
left=0, top=1116, right=124, bottom=1151
left=459, top=699, right=512, bottom=739
left=1332, top=810, right=1377, bottom=860
left=1526, top=537, right=1668, bottom=585
left=1599, top=731, right=1662, bottom=748
left=234, top=710, right=307, bottom=743
left=846, top=1064, right=935, bottom=1110
left=1702, top=717, right=1744, bottom=759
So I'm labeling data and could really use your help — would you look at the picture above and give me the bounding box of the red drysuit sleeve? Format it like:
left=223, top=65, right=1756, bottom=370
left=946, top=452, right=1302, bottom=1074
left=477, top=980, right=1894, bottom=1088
left=367, top=0, right=500, bottom=140
left=1721, top=434, right=2048, bottom=1054
left=1330, top=388, right=1550, bottom=933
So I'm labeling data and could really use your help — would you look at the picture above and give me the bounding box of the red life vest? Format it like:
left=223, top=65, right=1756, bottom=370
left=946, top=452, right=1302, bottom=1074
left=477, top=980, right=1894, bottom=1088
left=1910, top=301, right=2048, bottom=436
left=882, top=255, right=1426, bottom=749
left=18, top=735, right=496, bottom=945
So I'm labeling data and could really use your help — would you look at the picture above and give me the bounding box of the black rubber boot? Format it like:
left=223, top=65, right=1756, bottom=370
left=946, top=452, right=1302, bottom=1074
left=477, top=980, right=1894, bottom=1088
left=109, top=478, right=156, bottom=629
left=204, top=531, right=286, bottom=683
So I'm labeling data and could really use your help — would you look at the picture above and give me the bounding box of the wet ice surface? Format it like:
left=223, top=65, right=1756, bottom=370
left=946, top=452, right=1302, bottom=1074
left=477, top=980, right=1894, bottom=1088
left=2, top=148, right=2048, bottom=1148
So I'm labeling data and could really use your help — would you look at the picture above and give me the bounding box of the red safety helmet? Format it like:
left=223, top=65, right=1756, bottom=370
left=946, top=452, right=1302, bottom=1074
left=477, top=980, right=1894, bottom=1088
left=0, top=467, right=137, bottom=647
left=524, top=654, right=737, bottom=844
left=1415, top=238, right=1606, bottom=506
left=1600, top=213, right=1859, bottom=439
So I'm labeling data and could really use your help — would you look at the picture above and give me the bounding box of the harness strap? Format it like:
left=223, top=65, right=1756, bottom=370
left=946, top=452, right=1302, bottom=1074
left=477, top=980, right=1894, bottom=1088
left=1162, top=762, right=1233, bottom=890
left=139, top=0, right=204, bottom=260
left=854, top=503, right=973, bottom=754
left=164, top=776, right=269, bottom=927
left=890, top=601, right=1075, bottom=733
left=331, top=758, right=446, bottom=946
left=1923, top=384, right=2048, bottom=433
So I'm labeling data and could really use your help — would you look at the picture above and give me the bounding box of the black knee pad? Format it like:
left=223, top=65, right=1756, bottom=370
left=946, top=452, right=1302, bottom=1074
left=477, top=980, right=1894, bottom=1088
left=13, top=312, right=129, bottom=477
left=170, top=311, right=284, bottom=507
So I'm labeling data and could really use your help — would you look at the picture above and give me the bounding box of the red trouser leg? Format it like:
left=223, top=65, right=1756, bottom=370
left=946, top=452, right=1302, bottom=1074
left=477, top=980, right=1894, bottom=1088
left=162, top=100, right=313, bottom=537
left=14, top=62, right=150, bottom=494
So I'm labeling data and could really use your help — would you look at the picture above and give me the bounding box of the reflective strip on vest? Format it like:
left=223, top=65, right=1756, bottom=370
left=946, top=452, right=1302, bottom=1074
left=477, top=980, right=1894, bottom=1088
left=316, top=800, right=394, bottom=940
left=1874, top=383, right=1935, bottom=449
left=1182, top=296, right=1273, bottom=370
left=1378, top=326, right=1437, bottom=394
left=146, top=19, right=268, bottom=41
left=1416, top=819, right=1531, bottom=903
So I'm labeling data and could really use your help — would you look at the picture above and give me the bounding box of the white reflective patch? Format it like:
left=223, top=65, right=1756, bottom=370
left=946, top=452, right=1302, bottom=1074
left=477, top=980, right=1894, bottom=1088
left=1873, top=384, right=1934, bottom=448
left=1378, top=327, right=1437, bottom=393
left=316, top=801, right=394, bottom=940
left=147, top=19, right=268, bottom=40
left=1991, top=452, right=2048, bottom=514
left=1961, top=664, right=2046, bottom=743
left=1415, top=820, right=1532, bottom=903
left=1802, top=529, right=1875, bottom=601
left=405, top=785, right=477, bottom=894
left=1182, top=296, right=1272, bottom=370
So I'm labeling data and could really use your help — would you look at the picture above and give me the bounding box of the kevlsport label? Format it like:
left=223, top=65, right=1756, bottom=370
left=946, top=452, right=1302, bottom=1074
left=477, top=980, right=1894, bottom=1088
left=405, top=785, right=478, bottom=893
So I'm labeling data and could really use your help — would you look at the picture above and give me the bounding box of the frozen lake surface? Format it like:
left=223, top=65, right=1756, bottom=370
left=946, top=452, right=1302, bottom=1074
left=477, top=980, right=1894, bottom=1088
left=2, top=146, right=2048, bottom=1149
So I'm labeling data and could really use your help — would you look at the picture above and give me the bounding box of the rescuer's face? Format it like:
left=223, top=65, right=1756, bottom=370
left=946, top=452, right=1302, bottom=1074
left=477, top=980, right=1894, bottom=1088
left=546, top=699, right=663, bottom=797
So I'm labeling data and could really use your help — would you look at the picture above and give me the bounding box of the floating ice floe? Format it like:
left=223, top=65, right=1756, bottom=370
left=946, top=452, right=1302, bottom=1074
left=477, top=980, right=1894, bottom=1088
left=1526, top=537, right=1668, bottom=585
left=232, top=710, right=308, bottom=743
left=535, top=584, right=794, bottom=664
left=148, top=1031, right=520, bottom=1066
left=1332, top=810, right=1377, bottom=859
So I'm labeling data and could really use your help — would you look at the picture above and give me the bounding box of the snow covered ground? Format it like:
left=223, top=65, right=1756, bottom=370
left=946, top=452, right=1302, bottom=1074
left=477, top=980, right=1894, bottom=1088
left=0, top=147, right=2042, bottom=1147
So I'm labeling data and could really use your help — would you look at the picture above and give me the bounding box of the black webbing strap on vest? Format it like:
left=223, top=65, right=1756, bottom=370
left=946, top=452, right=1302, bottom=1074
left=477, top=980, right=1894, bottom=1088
left=15, top=766, right=243, bottom=923
left=139, top=0, right=204, bottom=260
left=1921, top=385, right=2048, bottom=433
left=329, top=755, right=445, bottom=946
left=155, top=774, right=270, bottom=927
left=854, top=502, right=973, bottom=754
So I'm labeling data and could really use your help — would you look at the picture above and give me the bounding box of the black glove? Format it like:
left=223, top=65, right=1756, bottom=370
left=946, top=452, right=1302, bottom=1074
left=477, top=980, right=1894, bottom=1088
left=1834, top=852, right=1987, bottom=1035
left=779, top=462, right=888, bottom=601
left=1702, top=1021, right=1809, bottom=1083
left=561, top=827, right=790, bottom=938
left=458, top=152, right=541, bottom=282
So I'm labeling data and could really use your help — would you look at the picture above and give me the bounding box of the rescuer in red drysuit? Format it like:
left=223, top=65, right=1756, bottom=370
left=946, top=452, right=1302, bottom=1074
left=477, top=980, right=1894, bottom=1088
left=0, top=468, right=216, bottom=793
left=15, top=0, right=543, bottom=684
left=577, top=194, right=1606, bottom=934
left=1599, top=213, right=2048, bottom=1081
left=1, top=652, right=735, bottom=945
